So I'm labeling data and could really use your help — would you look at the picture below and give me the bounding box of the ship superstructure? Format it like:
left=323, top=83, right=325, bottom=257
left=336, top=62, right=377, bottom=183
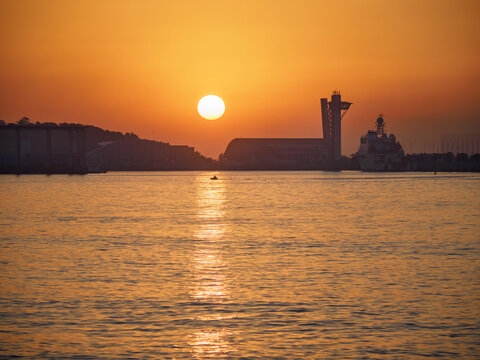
left=356, top=115, right=405, bottom=171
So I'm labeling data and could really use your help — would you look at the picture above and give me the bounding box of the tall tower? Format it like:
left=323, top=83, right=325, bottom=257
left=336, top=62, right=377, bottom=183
left=321, top=91, right=352, bottom=161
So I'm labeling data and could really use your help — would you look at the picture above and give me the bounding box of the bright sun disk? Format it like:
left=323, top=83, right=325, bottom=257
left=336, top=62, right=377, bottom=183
left=198, top=95, right=225, bottom=120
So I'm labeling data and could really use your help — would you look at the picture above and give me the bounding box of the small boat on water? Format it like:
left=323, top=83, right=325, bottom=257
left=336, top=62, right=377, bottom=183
left=210, top=175, right=218, bottom=180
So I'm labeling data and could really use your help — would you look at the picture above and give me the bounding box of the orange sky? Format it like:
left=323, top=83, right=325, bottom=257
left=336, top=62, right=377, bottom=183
left=1, top=0, right=479, bottom=157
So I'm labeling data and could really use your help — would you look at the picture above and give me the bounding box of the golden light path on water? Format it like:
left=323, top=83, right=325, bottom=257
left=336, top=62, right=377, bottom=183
left=189, top=176, right=236, bottom=358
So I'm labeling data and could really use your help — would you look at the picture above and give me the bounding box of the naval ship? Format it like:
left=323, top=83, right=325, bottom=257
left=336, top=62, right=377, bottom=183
left=356, top=115, right=406, bottom=171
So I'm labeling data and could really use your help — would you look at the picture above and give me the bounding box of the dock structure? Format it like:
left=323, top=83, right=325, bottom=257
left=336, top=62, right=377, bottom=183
left=0, top=124, right=87, bottom=174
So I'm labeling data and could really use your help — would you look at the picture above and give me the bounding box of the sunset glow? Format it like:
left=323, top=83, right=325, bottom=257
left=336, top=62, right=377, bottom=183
left=0, top=0, right=479, bottom=353
left=0, top=0, right=478, bottom=157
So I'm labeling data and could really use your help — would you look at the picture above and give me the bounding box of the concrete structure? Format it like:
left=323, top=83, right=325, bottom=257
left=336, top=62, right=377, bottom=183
left=321, top=91, right=352, bottom=161
left=0, top=125, right=87, bottom=174
left=222, top=92, right=351, bottom=168
left=222, top=138, right=331, bottom=169
left=86, top=139, right=214, bottom=171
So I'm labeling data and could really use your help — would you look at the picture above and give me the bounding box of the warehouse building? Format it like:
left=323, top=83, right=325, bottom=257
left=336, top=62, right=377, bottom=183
left=0, top=124, right=87, bottom=174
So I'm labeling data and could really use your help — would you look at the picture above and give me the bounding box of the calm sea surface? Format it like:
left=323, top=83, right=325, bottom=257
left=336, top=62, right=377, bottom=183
left=0, top=171, right=479, bottom=359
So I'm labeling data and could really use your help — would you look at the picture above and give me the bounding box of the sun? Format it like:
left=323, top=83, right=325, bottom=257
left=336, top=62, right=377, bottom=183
left=198, top=95, right=225, bottom=120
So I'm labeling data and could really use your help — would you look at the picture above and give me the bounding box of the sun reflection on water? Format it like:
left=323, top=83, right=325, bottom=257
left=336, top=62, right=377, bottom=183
left=189, top=175, right=236, bottom=358
left=189, top=329, right=236, bottom=359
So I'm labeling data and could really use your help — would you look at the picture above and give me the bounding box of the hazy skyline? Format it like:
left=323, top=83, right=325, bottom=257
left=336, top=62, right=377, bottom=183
left=1, top=0, right=479, bottom=157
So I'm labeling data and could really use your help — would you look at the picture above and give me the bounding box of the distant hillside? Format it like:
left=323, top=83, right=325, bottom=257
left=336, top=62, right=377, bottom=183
left=84, top=125, right=144, bottom=152
left=81, top=125, right=216, bottom=171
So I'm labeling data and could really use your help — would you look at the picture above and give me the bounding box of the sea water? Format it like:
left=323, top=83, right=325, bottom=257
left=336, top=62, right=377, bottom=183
left=0, top=171, right=479, bottom=359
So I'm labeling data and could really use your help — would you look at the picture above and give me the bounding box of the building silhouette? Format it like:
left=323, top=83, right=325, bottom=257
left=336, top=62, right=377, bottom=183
left=86, top=139, right=214, bottom=171
left=0, top=124, right=87, bottom=174
left=321, top=91, right=352, bottom=161
left=222, top=92, right=351, bottom=169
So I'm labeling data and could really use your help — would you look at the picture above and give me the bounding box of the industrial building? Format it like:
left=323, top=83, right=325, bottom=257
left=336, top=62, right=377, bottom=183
left=86, top=139, right=214, bottom=171
left=0, top=124, right=87, bottom=174
left=222, top=92, right=351, bottom=169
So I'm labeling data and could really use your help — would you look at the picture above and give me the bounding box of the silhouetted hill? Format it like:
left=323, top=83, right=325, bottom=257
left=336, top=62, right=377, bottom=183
left=85, top=125, right=143, bottom=152
left=82, top=125, right=215, bottom=171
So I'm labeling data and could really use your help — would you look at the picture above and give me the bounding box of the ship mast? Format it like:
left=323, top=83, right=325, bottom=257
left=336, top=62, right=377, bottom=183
left=376, top=114, right=385, bottom=137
